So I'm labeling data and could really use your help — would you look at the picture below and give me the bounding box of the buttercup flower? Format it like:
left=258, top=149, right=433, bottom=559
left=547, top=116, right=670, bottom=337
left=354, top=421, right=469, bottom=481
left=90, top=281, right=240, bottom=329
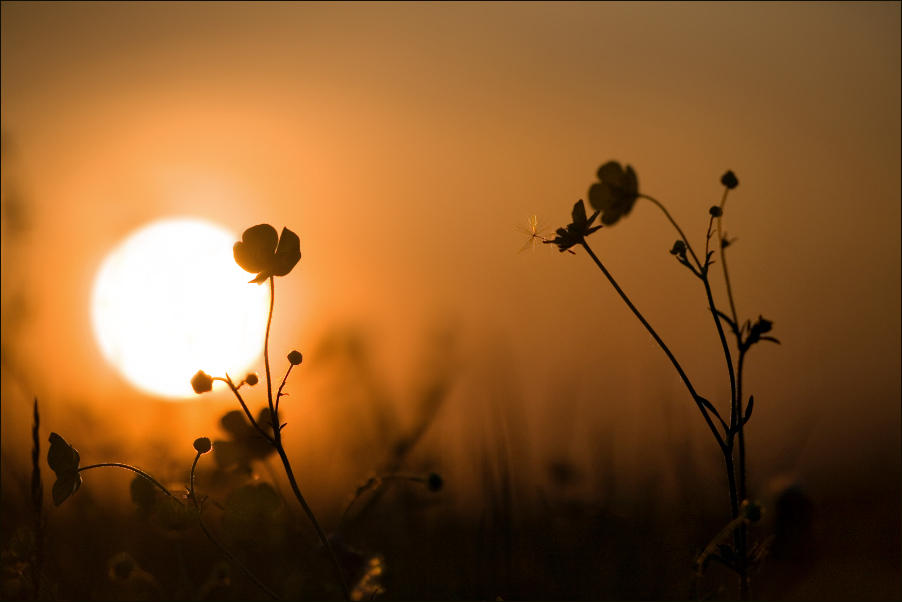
left=544, top=200, right=602, bottom=252
left=48, top=433, right=82, bottom=506
left=233, top=224, right=301, bottom=284
left=588, top=161, right=640, bottom=225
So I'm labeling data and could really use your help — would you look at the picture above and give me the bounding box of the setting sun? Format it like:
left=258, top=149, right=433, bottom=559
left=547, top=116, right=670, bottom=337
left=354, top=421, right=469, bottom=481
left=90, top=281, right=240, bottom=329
left=90, top=218, right=270, bottom=398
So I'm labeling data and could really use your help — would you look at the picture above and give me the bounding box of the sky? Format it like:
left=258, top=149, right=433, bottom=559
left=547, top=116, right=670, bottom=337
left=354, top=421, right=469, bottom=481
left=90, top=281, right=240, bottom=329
left=2, top=0, right=900, bottom=526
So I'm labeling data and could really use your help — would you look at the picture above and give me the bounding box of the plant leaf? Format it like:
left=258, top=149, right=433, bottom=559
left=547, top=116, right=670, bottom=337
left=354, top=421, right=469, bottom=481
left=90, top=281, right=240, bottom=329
left=743, top=396, right=754, bottom=425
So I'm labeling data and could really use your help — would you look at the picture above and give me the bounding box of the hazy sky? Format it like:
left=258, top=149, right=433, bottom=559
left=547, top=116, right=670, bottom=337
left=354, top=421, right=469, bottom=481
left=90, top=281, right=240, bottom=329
left=2, top=2, right=900, bottom=505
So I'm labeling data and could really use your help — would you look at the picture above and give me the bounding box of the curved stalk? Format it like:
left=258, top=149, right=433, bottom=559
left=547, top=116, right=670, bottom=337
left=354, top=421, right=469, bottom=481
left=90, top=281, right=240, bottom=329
left=197, top=516, right=281, bottom=600
left=78, top=464, right=184, bottom=505
left=219, top=375, right=274, bottom=444
left=265, top=277, right=276, bottom=417
left=580, top=241, right=726, bottom=448
left=640, top=194, right=703, bottom=270
left=716, top=188, right=739, bottom=327
left=262, top=276, right=351, bottom=601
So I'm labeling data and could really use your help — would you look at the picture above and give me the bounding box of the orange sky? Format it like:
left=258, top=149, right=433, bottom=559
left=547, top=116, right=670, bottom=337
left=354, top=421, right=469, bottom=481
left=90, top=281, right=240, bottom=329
left=2, top=2, right=900, bottom=508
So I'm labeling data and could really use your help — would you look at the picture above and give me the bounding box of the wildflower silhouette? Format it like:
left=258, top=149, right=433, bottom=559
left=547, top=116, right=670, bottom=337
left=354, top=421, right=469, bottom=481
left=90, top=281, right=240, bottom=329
left=588, top=160, right=640, bottom=225
left=540, top=162, right=779, bottom=601
left=191, top=223, right=352, bottom=600
left=233, top=224, right=301, bottom=284
left=544, top=200, right=602, bottom=252
left=47, top=433, right=81, bottom=506
left=46, top=430, right=282, bottom=599
left=46, top=225, right=344, bottom=601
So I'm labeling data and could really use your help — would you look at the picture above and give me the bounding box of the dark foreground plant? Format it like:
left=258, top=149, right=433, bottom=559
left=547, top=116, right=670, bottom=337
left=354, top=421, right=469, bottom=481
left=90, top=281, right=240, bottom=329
left=45, top=224, right=355, bottom=600
left=532, top=162, right=778, bottom=600
left=191, top=223, right=351, bottom=600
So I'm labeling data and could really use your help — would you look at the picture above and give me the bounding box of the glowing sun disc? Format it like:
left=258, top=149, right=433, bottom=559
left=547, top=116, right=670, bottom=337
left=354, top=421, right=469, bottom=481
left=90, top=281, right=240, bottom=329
left=91, top=218, right=270, bottom=398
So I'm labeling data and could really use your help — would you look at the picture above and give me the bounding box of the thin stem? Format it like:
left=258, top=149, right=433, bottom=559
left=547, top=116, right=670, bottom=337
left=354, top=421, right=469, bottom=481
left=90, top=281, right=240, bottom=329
left=640, top=193, right=703, bottom=270
left=275, top=364, right=295, bottom=415
left=276, top=445, right=351, bottom=600
left=189, top=452, right=202, bottom=510
left=580, top=241, right=726, bottom=449
left=198, top=517, right=282, bottom=601
left=191, top=450, right=282, bottom=601
left=700, top=239, right=739, bottom=431
left=263, top=276, right=351, bottom=601
left=716, top=188, right=739, bottom=327
left=78, top=464, right=184, bottom=506
left=265, top=277, right=276, bottom=418
left=737, top=351, right=747, bottom=502
left=642, top=193, right=738, bottom=430
left=737, top=349, right=750, bottom=600
left=220, top=375, right=274, bottom=444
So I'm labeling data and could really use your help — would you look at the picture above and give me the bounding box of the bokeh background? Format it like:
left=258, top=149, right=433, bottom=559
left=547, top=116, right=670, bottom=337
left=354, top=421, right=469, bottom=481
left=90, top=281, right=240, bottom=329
left=2, top=2, right=899, bottom=600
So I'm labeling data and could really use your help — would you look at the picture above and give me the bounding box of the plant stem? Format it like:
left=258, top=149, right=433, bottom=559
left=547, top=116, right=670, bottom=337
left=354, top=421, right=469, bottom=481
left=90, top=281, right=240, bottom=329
left=78, top=464, right=184, bottom=505
left=220, top=375, right=274, bottom=443
left=263, top=276, right=351, bottom=601
left=580, top=241, right=726, bottom=449
left=275, top=364, right=295, bottom=414
left=276, top=445, right=351, bottom=600
left=265, top=277, right=276, bottom=418
left=640, top=194, right=703, bottom=270
left=197, top=516, right=282, bottom=601
left=190, top=450, right=282, bottom=601
left=716, top=189, right=739, bottom=328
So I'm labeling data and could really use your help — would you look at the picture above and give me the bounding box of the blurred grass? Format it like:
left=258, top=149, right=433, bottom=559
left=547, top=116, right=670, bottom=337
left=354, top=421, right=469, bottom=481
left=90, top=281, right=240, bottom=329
left=1, top=324, right=899, bottom=600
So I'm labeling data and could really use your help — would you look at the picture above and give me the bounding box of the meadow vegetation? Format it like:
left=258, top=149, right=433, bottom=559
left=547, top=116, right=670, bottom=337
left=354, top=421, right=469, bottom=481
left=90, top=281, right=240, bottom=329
left=2, top=162, right=832, bottom=602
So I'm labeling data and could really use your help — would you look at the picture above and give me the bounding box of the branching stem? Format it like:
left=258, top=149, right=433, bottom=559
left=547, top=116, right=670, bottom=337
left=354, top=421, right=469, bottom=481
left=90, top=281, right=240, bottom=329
left=260, top=276, right=352, bottom=601
left=580, top=241, right=726, bottom=449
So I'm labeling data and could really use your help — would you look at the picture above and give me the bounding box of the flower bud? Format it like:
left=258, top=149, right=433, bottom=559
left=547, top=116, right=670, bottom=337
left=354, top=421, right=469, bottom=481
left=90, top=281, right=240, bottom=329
left=287, top=350, right=303, bottom=366
left=245, top=373, right=259, bottom=386
left=721, top=170, right=739, bottom=189
left=193, top=437, right=212, bottom=454
left=670, top=240, right=687, bottom=255
left=709, top=206, right=723, bottom=218
left=190, top=371, right=213, bottom=394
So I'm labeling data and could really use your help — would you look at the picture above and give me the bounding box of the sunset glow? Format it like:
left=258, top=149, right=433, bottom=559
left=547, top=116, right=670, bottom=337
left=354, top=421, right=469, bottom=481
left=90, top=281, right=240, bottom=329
left=90, top=218, right=270, bottom=398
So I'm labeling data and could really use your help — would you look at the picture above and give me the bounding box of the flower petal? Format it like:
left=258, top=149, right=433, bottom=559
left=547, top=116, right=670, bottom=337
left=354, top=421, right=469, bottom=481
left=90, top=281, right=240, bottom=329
left=271, top=227, right=301, bottom=277
left=571, top=200, right=589, bottom=228
left=233, top=224, right=279, bottom=274
left=48, top=433, right=80, bottom=475
left=52, top=472, right=82, bottom=507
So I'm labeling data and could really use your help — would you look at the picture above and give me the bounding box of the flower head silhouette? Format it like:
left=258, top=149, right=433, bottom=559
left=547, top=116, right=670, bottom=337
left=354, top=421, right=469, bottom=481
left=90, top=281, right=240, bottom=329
left=588, top=161, right=639, bottom=225
left=47, top=433, right=82, bottom=506
left=544, top=200, right=602, bottom=252
left=233, top=224, right=301, bottom=284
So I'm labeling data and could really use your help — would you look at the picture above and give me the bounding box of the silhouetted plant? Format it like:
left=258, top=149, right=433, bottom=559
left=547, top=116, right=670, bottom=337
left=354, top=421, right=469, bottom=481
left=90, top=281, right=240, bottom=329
left=44, top=224, right=341, bottom=601
left=535, top=162, right=778, bottom=600
left=44, top=222, right=446, bottom=600
left=46, top=431, right=281, bottom=599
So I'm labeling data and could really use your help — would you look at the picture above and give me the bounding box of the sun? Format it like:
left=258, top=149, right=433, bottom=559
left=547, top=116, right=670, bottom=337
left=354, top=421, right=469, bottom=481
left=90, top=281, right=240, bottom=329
left=91, top=218, right=271, bottom=398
